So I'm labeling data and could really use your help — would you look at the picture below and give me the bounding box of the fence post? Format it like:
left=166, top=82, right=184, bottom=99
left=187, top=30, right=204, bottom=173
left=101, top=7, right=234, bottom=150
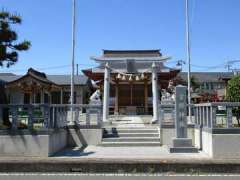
left=208, top=106, right=212, bottom=128
left=52, top=106, right=56, bottom=128
left=194, top=107, right=197, bottom=125
left=227, top=106, right=233, bottom=128
left=43, top=105, right=50, bottom=129
left=206, top=106, right=209, bottom=128
left=28, top=105, right=34, bottom=130
left=203, top=106, right=206, bottom=127
left=11, top=106, right=18, bottom=130
left=211, top=106, right=217, bottom=128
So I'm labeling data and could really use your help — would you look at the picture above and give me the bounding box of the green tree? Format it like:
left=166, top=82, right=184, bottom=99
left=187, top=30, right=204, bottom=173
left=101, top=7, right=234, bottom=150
left=0, top=10, right=31, bottom=67
left=0, top=10, right=30, bottom=127
left=227, top=75, right=240, bottom=126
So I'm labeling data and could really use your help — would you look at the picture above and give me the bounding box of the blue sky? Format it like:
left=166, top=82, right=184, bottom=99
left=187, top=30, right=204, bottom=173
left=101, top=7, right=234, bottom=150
left=1, top=0, right=240, bottom=74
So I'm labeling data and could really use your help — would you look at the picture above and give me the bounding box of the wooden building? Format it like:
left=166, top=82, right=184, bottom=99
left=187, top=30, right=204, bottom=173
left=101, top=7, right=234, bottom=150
left=83, top=49, right=180, bottom=117
left=0, top=68, right=92, bottom=105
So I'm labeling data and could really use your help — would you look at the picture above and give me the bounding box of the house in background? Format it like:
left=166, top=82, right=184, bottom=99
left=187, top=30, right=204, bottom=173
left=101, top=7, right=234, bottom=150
left=177, top=72, right=235, bottom=102
left=0, top=68, right=92, bottom=105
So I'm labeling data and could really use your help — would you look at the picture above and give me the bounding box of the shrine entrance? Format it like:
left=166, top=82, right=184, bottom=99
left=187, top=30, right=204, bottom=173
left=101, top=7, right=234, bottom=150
left=82, top=49, right=180, bottom=123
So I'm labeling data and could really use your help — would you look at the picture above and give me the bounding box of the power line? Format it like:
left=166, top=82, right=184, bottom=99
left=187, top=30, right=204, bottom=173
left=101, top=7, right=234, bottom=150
left=0, top=63, right=96, bottom=73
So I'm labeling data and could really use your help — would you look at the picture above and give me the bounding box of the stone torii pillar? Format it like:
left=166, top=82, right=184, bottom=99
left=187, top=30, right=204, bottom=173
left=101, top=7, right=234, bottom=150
left=103, top=63, right=110, bottom=122
left=151, top=62, right=159, bottom=123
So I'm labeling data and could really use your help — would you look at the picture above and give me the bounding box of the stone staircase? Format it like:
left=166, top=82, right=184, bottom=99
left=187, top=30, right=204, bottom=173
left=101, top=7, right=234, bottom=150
left=101, top=127, right=161, bottom=147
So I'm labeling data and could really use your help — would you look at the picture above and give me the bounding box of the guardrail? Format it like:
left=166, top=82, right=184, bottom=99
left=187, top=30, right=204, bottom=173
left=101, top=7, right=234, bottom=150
left=194, top=102, right=240, bottom=128
left=0, top=104, right=102, bottom=130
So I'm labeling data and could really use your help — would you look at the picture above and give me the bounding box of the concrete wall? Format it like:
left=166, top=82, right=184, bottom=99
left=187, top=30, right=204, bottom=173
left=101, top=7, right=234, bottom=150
left=194, top=128, right=201, bottom=149
left=196, top=128, right=240, bottom=159
left=201, top=130, right=213, bottom=157
left=0, top=130, right=67, bottom=157
left=212, top=134, right=240, bottom=159
left=161, top=128, right=194, bottom=147
left=68, top=128, right=102, bottom=147
left=49, top=130, right=68, bottom=156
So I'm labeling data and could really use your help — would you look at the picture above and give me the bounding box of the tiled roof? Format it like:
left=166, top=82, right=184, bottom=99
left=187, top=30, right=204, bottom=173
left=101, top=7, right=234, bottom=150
left=178, top=72, right=234, bottom=83
left=103, top=49, right=162, bottom=57
left=0, top=74, right=89, bottom=85
left=46, top=75, right=88, bottom=85
left=0, top=73, right=16, bottom=76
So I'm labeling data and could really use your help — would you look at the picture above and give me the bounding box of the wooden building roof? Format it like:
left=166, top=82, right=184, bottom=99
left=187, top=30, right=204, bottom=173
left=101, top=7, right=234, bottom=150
left=6, top=68, right=61, bottom=92
left=83, top=49, right=180, bottom=81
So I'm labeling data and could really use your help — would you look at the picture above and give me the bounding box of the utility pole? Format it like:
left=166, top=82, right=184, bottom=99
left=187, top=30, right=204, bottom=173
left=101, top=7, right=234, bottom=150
left=76, top=64, right=79, bottom=76
left=186, top=0, right=192, bottom=122
left=226, top=60, right=240, bottom=72
left=70, top=0, right=76, bottom=124
left=176, top=60, right=186, bottom=71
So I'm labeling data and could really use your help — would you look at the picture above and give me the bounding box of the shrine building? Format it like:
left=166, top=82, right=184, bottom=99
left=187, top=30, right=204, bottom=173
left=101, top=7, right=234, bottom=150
left=82, top=49, right=180, bottom=121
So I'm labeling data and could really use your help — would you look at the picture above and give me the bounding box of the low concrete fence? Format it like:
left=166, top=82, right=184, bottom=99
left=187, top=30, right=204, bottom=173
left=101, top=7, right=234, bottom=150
left=194, top=102, right=240, bottom=159
left=0, top=104, right=102, bottom=130
left=0, top=104, right=103, bottom=157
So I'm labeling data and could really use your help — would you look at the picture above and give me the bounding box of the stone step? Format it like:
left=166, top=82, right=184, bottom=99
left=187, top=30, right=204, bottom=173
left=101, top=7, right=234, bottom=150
left=102, top=137, right=160, bottom=142
left=103, top=128, right=158, bottom=134
left=101, top=141, right=161, bottom=147
left=103, top=132, right=160, bottom=138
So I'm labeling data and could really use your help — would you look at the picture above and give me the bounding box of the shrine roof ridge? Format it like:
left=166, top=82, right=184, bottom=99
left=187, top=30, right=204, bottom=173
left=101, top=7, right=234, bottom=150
left=90, top=56, right=171, bottom=62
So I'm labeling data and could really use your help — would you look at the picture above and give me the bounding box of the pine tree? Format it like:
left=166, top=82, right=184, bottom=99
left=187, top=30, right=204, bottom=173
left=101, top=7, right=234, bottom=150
left=0, top=10, right=31, bottom=67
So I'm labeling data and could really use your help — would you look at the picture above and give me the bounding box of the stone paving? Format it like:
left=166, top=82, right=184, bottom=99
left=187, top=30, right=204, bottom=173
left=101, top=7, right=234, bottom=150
left=53, top=115, right=209, bottom=160
left=54, top=145, right=210, bottom=160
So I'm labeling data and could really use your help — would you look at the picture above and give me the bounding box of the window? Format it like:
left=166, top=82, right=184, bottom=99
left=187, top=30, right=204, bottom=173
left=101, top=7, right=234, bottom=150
left=24, top=93, right=30, bottom=104
left=51, top=92, right=61, bottom=104
left=35, top=93, right=41, bottom=103
left=44, top=93, right=49, bottom=103
left=205, top=83, right=209, bottom=90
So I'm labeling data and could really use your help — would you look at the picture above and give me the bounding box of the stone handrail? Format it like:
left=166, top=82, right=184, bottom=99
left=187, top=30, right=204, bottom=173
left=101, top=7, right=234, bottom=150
left=0, top=104, right=50, bottom=130
left=194, top=102, right=240, bottom=129
left=0, top=104, right=103, bottom=130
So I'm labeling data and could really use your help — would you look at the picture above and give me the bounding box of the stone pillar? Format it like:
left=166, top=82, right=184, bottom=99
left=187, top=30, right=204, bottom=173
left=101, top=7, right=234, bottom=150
left=114, top=81, right=119, bottom=115
left=103, top=63, right=110, bottom=122
left=144, top=80, right=148, bottom=114
left=170, top=85, right=198, bottom=153
left=175, top=85, right=187, bottom=138
left=151, top=62, right=159, bottom=123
